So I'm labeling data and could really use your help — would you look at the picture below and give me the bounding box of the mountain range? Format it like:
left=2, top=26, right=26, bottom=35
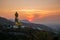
left=0, top=17, right=53, bottom=32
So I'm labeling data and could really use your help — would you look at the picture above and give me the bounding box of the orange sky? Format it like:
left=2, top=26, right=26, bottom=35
left=0, top=0, right=60, bottom=24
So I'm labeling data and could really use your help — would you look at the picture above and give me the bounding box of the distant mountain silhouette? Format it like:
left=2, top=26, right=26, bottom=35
left=20, top=20, right=53, bottom=32
left=20, top=20, right=30, bottom=23
left=0, top=17, right=14, bottom=26
left=47, top=24, right=60, bottom=33
left=0, top=17, right=53, bottom=32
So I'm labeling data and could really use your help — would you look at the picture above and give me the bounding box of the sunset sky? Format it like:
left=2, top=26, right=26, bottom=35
left=0, top=0, right=60, bottom=24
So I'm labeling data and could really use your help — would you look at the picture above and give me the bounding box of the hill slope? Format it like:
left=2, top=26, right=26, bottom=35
left=0, top=17, right=53, bottom=32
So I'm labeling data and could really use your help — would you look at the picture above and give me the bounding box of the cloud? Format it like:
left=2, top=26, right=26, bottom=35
left=32, top=12, right=60, bottom=24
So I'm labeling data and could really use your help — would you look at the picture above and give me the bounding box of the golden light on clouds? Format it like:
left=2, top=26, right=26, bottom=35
left=0, top=0, right=60, bottom=24
left=16, top=9, right=49, bottom=22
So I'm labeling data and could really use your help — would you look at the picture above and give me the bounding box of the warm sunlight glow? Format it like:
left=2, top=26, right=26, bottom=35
left=0, top=0, right=60, bottom=24
left=21, top=9, right=35, bottom=12
left=27, top=15, right=34, bottom=22
left=21, top=13, right=34, bottom=22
